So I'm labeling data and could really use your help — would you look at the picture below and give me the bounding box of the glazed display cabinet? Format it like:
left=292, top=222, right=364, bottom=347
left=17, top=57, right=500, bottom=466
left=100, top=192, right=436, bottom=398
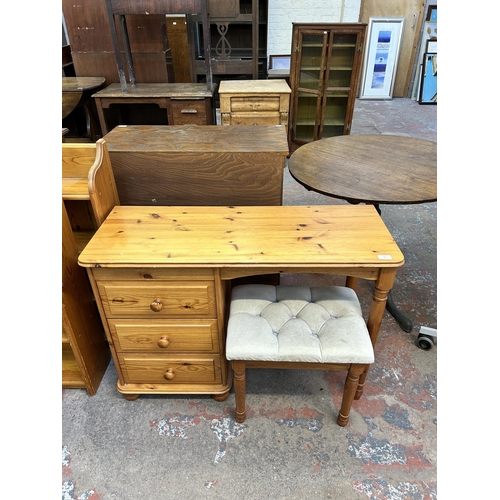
left=288, top=23, right=366, bottom=153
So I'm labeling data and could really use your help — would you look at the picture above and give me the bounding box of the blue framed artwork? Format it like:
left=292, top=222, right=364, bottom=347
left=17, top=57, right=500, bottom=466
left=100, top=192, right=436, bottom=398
left=426, top=5, right=437, bottom=22
left=359, top=18, right=405, bottom=100
left=419, top=53, right=437, bottom=104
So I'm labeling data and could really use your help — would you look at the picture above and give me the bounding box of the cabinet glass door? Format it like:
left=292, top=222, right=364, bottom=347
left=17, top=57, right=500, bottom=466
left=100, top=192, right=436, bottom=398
left=295, top=32, right=328, bottom=143
left=321, top=93, right=348, bottom=138
left=321, top=34, right=357, bottom=138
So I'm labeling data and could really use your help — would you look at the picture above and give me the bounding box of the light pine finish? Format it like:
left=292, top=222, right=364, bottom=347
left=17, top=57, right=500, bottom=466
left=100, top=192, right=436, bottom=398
left=78, top=205, right=404, bottom=401
left=92, top=83, right=215, bottom=135
left=231, top=359, right=367, bottom=427
left=288, top=135, right=437, bottom=205
left=62, top=140, right=120, bottom=394
left=62, top=139, right=120, bottom=243
left=219, top=79, right=291, bottom=127
left=62, top=202, right=110, bottom=394
left=102, top=124, right=289, bottom=206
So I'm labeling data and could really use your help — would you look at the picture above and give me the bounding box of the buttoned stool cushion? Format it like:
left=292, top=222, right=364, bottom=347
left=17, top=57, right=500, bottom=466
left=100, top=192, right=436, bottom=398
left=226, top=284, right=374, bottom=364
left=226, top=284, right=375, bottom=426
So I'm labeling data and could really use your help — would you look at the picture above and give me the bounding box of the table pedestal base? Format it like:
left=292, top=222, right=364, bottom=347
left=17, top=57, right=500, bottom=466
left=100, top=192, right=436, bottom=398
left=386, top=290, right=413, bottom=333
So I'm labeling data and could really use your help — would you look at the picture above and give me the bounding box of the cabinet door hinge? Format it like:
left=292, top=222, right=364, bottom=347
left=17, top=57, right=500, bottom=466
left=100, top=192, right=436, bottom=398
left=295, top=44, right=300, bottom=52
left=346, top=123, right=351, bottom=132
left=357, top=44, right=363, bottom=52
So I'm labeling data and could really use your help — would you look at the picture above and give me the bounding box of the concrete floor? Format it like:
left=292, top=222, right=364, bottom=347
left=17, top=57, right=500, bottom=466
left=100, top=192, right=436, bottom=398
left=62, top=98, right=437, bottom=500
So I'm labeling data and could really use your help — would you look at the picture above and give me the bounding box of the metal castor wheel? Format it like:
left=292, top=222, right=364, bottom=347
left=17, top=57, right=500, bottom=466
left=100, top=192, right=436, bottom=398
left=417, top=326, right=437, bottom=351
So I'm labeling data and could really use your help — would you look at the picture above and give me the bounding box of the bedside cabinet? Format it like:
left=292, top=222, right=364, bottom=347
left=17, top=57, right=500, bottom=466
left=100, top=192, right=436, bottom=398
left=219, top=79, right=291, bottom=127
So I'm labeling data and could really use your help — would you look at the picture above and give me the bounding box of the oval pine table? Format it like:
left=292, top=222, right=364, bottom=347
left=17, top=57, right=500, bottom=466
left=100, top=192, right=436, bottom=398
left=288, top=134, right=437, bottom=332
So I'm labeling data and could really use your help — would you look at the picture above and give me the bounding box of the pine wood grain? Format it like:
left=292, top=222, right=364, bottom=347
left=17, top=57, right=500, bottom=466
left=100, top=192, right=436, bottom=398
left=79, top=205, right=404, bottom=269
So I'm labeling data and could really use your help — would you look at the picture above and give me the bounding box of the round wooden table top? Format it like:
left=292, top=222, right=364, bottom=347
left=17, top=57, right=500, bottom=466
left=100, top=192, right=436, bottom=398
left=62, top=76, right=106, bottom=92
left=288, top=135, right=437, bottom=205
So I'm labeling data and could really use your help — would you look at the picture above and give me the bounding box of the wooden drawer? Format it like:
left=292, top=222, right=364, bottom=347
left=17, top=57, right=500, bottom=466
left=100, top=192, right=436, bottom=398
left=229, top=113, right=281, bottom=126
left=171, top=99, right=208, bottom=125
left=118, top=353, right=223, bottom=384
left=92, top=267, right=214, bottom=281
left=108, top=319, right=219, bottom=353
left=229, top=97, right=280, bottom=112
left=97, top=281, right=216, bottom=318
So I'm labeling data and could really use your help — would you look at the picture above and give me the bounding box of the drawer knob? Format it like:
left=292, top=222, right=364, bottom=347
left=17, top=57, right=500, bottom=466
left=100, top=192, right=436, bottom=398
left=164, top=369, right=175, bottom=380
left=157, top=336, right=170, bottom=348
left=150, top=299, right=163, bottom=312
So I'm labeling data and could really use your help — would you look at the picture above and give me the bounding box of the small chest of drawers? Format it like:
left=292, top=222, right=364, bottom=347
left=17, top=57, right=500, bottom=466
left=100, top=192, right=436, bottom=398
left=86, top=266, right=230, bottom=401
left=219, top=79, right=291, bottom=127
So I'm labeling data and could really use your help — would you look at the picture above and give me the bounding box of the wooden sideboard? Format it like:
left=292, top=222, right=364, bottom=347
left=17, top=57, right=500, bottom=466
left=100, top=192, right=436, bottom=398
left=78, top=205, right=404, bottom=400
left=102, top=124, right=289, bottom=206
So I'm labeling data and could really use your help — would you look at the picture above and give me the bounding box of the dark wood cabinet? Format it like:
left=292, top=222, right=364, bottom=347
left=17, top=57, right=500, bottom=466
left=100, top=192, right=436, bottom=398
left=189, top=0, right=268, bottom=82
left=288, top=23, right=367, bottom=153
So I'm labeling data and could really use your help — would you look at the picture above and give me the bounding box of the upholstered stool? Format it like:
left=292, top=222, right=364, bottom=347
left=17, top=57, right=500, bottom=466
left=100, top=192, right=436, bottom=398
left=226, top=284, right=374, bottom=426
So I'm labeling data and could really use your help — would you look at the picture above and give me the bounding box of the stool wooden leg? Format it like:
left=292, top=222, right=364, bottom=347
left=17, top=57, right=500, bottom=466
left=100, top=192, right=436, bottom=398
left=232, top=360, right=247, bottom=423
left=354, top=366, right=370, bottom=400
left=338, top=365, right=365, bottom=427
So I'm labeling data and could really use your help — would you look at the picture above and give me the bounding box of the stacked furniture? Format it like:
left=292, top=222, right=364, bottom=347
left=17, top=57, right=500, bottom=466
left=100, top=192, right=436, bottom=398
left=189, top=0, right=268, bottom=81
left=103, top=0, right=212, bottom=92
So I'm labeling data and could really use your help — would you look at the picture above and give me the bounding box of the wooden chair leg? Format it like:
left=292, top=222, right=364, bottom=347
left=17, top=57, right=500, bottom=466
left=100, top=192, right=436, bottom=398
left=354, top=366, right=370, bottom=400
left=338, top=365, right=365, bottom=427
left=232, top=360, right=247, bottom=423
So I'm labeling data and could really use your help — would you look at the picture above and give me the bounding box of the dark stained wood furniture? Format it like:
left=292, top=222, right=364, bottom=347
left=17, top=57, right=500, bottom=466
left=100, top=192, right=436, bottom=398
left=288, top=134, right=437, bottom=332
left=92, top=83, right=216, bottom=135
left=62, top=77, right=106, bottom=141
left=288, top=23, right=367, bottom=153
left=102, top=124, right=289, bottom=206
left=188, top=0, right=267, bottom=81
left=62, top=0, right=174, bottom=85
left=104, top=0, right=212, bottom=92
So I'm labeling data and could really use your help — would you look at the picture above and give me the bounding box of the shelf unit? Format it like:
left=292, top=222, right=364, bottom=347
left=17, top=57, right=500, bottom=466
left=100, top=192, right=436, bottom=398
left=189, top=0, right=268, bottom=83
left=62, top=140, right=120, bottom=394
left=288, top=23, right=366, bottom=153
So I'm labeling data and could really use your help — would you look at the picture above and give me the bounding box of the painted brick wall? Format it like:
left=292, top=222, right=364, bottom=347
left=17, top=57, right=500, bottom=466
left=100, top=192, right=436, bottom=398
left=267, top=0, right=362, bottom=56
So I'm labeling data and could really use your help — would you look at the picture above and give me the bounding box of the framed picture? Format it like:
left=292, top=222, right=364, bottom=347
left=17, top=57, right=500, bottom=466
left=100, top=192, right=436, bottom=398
left=426, top=38, right=437, bottom=54
left=418, top=53, right=437, bottom=105
left=359, top=18, right=405, bottom=100
left=426, top=5, right=437, bottom=22
left=269, top=55, right=291, bottom=70
left=411, top=21, right=437, bottom=100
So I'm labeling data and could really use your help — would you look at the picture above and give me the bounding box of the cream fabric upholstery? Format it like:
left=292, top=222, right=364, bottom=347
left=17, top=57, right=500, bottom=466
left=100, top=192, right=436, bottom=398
left=226, top=284, right=374, bottom=364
